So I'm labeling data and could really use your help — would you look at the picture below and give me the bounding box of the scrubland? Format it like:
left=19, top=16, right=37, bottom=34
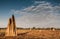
left=0, top=28, right=60, bottom=39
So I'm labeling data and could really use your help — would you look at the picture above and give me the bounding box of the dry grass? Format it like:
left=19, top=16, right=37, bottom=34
left=0, top=29, right=60, bottom=39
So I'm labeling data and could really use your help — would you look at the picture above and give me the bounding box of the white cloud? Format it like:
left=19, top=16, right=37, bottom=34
left=11, top=1, right=60, bottom=28
left=0, top=22, right=6, bottom=28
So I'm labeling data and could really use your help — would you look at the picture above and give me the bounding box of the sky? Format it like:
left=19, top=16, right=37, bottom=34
left=0, top=0, right=60, bottom=28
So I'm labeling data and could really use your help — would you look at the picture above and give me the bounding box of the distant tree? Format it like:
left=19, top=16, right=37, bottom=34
left=37, top=28, right=40, bottom=30
left=32, top=27, right=36, bottom=29
left=50, top=27, right=55, bottom=31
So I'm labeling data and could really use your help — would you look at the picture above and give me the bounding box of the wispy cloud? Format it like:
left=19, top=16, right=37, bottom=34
left=10, top=1, right=60, bottom=28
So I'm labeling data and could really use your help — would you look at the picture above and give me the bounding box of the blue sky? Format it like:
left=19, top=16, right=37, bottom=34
left=0, top=0, right=60, bottom=28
